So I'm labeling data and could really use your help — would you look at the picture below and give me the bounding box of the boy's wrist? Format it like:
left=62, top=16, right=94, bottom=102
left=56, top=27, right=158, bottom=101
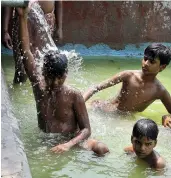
left=66, top=141, right=74, bottom=148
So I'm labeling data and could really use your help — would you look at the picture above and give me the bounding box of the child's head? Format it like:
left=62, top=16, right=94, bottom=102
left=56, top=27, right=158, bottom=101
left=144, top=43, right=171, bottom=66
left=43, top=50, right=68, bottom=83
left=142, top=43, right=171, bottom=74
left=131, top=118, right=159, bottom=158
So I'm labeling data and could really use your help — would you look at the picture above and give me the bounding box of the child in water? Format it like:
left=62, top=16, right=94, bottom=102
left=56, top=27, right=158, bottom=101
left=17, top=5, right=109, bottom=155
left=124, top=118, right=165, bottom=169
left=83, top=44, right=171, bottom=128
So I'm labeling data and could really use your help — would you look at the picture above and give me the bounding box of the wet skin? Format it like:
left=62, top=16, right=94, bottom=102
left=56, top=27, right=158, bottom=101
left=17, top=7, right=109, bottom=155
left=18, top=8, right=91, bottom=152
left=38, top=1, right=55, bottom=14
left=83, top=57, right=171, bottom=125
left=124, top=136, right=165, bottom=169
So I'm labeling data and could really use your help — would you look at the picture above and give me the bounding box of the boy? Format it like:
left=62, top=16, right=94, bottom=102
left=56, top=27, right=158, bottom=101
left=83, top=43, right=171, bottom=128
left=2, top=0, right=62, bottom=83
left=124, top=118, right=165, bottom=169
left=17, top=7, right=109, bottom=155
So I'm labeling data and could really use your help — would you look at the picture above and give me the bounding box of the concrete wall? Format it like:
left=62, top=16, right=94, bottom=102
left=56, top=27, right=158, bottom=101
left=1, top=69, right=32, bottom=178
left=62, top=1, right=171, bottom=49
left=1, top=1, right=171, bottom=49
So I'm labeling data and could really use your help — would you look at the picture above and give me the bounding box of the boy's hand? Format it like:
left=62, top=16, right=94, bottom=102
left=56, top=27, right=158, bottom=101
left=2, top=32, right=13, bottom=49
left=50, top=143, right=71, bottom=153
left=124, top=145, right=134, bottom=153
left=162, top=115, right=171, bottom=128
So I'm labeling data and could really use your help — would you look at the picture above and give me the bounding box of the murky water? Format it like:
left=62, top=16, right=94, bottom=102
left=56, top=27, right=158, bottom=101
left=1, top=55, right=171, bottom=178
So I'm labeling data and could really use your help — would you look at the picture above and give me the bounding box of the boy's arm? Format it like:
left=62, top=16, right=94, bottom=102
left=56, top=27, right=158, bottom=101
left=67, top=92, right=91, bottom=146
left=18, top=9, right=38, bottom=84
left=2, top=7, right=13, bottom=49
left=51, top=92, right=91, bottom=153
left=83, top=71, right=130, bottom=101
left=160, top=89, right=171, bottom=128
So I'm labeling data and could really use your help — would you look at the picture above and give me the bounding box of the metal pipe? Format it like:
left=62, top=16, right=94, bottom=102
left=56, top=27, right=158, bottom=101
left=1, top=0, right=29, bottom=7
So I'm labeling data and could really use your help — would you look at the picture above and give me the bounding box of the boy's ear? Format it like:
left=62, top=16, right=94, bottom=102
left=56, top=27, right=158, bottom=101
left=154, top=140, right=157, bottom=147
left=159, top=64, right=166, bottom=72
left=131, top=136, right=133, bottom=143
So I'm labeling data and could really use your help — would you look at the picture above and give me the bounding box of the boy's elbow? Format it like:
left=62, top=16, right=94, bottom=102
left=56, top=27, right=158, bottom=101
left=85, top=127, right=91, bottom=138
left=87, top=128, right=91, bottom=138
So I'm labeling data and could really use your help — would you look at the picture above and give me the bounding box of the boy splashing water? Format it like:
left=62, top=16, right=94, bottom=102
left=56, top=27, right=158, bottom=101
left=83, top=44, right=171, bottom=128
left=124, top=118, right=165, bottom=169
left=18, top=7, right=109, bottom=155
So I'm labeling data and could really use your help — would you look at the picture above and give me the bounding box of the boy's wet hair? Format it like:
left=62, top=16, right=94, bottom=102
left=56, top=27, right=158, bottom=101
left=144, top=43, right=171, bottom=65
left=132, top=118, right=159, bottom=140
left=43, top=50, right=68, bottom=79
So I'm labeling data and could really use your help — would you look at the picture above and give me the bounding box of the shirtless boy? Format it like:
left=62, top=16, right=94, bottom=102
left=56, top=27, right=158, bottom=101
left=17, top=7, right=109, bottom=155
left=124, top=118, right=165, bottom=170
left=2, top=0, right=62, bottom=83
left=83, top=43, right=171, bottom=127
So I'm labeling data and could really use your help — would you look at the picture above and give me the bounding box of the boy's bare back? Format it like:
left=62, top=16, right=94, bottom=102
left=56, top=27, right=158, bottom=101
left=36, top=85, right=87, bottom=133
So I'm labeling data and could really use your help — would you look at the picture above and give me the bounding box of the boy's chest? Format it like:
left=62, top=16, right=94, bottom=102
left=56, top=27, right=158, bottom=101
left=126, top=81, right=159, bottom=102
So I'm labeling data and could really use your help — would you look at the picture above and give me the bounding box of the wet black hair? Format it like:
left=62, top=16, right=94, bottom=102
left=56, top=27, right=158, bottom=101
left=144, top=43, right=171, bottom=65
left=132, top=118, right=159, bottom=140
left=43, top=50, right=68, bottom=79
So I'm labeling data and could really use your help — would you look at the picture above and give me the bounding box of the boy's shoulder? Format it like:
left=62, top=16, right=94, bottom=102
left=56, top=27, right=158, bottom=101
left=154, top=79, right=169, bottom=95
left=156, top=156, right=166, bottom=169
left=151, top=150, right=166, bottom=169
left=120, top=70, right=141, bottom=76
left=64, top=85, right=82, bottom=96
left=154, top=151, right=166, bottom=169
left=116, top=70, right=140, bottom=79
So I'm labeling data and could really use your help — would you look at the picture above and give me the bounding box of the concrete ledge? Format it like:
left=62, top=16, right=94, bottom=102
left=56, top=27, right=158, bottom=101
left=1, top=69, right=32, bottom=178
left=2, top=43, right=171, bottom=58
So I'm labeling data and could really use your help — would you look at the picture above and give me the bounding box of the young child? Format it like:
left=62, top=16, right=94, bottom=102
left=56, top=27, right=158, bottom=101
left=83, top=44, right=171, bottom=128
left=17, top=6, right=109, bottom=156
left=124, top=118, right=165, bottom=169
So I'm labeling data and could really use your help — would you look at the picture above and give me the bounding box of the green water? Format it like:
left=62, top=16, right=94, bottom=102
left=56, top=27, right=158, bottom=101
left=2, top=55, right=171, bottom=178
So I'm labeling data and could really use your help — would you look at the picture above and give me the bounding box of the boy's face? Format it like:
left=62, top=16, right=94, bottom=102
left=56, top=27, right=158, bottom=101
left=131, top=136, right=156, bottom=158
left=142, top=56, right=166, bottom=75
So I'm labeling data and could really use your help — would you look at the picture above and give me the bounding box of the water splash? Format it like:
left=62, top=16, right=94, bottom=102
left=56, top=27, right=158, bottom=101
left=28, top=2, right=83, bottom=76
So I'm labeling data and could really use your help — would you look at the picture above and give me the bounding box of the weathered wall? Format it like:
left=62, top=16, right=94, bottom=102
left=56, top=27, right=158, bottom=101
left=1, top=1, right=171, bottom=49
left=62, top=1, right=171, bottom=49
